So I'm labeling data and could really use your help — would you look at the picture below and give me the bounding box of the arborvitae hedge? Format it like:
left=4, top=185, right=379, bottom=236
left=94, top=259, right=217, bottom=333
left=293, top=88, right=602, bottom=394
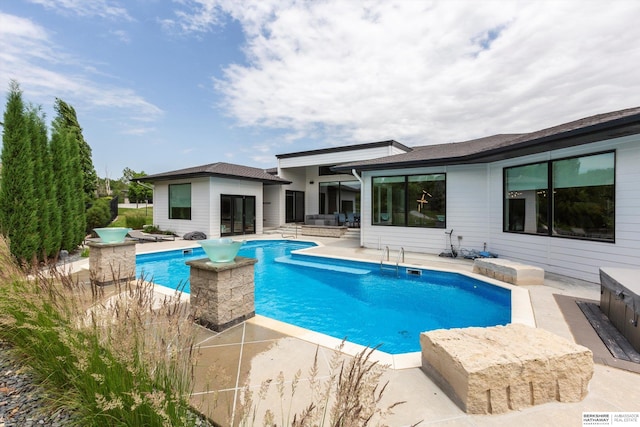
left=0, top=82, right=39, bottom=263
left=0, top=82, right=91, bottom=262
left=53, top=99, right=87, bottom=251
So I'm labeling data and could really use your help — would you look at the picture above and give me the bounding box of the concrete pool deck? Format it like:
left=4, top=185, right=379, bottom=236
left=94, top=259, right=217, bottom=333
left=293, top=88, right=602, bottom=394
left=70, top=235, right=640, bottom=426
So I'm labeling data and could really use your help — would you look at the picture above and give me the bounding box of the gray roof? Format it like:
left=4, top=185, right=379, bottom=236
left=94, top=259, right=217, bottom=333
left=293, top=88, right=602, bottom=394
left=138, top=162, right=291, bottom=185
left=333, top=106, right=640, bottom=172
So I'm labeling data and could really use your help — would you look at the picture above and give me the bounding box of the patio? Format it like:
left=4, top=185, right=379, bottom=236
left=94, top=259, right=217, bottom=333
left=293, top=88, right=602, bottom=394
left=70, top=235, right=640, bottom=426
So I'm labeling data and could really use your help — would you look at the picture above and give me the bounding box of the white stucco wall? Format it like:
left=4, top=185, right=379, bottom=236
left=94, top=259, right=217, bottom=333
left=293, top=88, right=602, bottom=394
left=278, top=144, right=408, bottom=169
left=263, top=185, right=281, bottom=228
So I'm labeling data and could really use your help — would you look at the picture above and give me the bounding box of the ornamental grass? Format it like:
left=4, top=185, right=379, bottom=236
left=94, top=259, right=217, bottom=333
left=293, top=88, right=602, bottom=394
left=0, top=235, right=413, bottom=426
left=0, top=235, right=204, bottom=426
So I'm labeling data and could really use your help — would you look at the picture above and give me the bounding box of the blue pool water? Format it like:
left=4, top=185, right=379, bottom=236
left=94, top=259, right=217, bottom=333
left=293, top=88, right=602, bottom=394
left=136, top=240, right=511, bottom=354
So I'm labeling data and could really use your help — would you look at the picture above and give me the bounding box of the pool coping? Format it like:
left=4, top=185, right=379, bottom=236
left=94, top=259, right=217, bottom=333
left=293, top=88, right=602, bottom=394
left=139, top=238, right=536, bottom=370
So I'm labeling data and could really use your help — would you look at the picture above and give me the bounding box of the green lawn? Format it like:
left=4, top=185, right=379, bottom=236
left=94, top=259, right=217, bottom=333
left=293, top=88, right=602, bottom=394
left=111, top=207, right=153, bottom=228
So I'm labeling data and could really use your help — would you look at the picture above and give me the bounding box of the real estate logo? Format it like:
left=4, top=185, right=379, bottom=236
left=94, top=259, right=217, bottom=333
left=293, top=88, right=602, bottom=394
left=583, top=412, right=640, bottom=426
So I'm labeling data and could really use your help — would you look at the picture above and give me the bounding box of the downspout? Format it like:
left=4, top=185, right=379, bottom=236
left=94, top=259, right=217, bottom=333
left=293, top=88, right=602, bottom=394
left=352, top=169, right=364, bottom=247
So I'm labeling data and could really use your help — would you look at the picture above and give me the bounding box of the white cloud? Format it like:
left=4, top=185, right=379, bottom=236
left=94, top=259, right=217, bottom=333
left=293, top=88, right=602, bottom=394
left=161, top=0, right=225, bottom=34
left=0, top=12, right=162, bottom=124
left=120, top=126, right=157, bottom=136
left=175, top=0, right=640, bottom=146
left=27, top=0, right=133, bottom=21
left=110, top=29, right=131, bottom=44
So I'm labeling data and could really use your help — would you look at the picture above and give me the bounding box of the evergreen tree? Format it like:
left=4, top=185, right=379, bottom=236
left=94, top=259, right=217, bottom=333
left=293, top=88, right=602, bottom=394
left=52, top=99, right=87, bottom=250
left=27, top=105, right=61, bottom=258
left=53, top=99, right=97, bottom=204
left=0, top=81, right=39, bottom=262
left=25, top=106, right=48, bottom=259
left=67, top=123, right=86, bottom=245
left=50, top=114, right=76, bottom=251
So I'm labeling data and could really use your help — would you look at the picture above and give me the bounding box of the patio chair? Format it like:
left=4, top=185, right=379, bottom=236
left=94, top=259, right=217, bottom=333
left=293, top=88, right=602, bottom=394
left=128, top=230, right=175, bottom=242
left=347, top=212, right=355, bottom=227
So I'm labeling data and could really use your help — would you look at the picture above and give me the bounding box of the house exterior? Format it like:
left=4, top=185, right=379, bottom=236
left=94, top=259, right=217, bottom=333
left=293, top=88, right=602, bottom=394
left=273, top=140, right=412, bottom=225
left=141, top=107, right=640, bottom=283
left=138, top=162, right=290, bottom=238
left=333, top=107, right=640, bottom=283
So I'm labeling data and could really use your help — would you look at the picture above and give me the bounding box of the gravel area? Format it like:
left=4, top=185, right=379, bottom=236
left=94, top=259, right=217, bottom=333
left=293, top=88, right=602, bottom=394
left=0, top=342, right=216, bottom=427
left=0, top=343, right=75, bottom=426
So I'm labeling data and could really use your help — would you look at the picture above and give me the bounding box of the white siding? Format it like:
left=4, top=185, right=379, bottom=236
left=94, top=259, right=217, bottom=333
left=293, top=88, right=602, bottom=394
left=487, top=134, right=640, bottom=283
left=209, top=177, right=264, bottom=238
left=150, top=177, right=264, bottom=238
left=151, top=178, right=210, bottom=238
left=360, top=134, right=640, bottom=283
left=360, top=168, right=450, bottom=257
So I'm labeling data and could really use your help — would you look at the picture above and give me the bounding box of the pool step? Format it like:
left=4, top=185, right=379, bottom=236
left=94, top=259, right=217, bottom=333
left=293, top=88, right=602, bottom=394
left=274, top=256, right=371, bottom=275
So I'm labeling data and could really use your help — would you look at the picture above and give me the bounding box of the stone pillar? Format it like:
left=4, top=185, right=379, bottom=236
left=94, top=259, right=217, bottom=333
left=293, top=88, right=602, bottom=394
left=87, top=240, right=137, bottom=286
left=187, top=256, right=257, bottom=332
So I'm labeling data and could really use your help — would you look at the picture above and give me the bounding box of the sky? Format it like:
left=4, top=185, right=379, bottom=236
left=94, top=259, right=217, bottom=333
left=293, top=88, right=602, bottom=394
left=1, top=0, right=640, bottom=179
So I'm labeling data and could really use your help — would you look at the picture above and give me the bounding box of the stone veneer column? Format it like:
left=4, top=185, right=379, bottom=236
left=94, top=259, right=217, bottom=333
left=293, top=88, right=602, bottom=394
left=187, top=256, right=257, bottom=332
left=87, top=240, right=137, bottom=286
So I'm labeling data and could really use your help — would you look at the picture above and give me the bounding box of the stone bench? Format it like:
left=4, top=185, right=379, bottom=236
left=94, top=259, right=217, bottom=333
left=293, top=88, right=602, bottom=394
left=473, top=258, right=544, bottom=286
left=420, top=323, right=594, bottom=414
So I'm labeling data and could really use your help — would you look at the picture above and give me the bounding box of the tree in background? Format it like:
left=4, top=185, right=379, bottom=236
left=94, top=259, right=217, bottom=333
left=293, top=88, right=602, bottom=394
left=51, top=99, right=86, bottom=252
left=0, top=81, right=39, bottom=263
left=27, top=105, right=62, bottom=259
left=123, top=167, right=152, bottom=203
left=50, top=110, right=74, bottom=251
left=53, top=99, right=97, bottom=205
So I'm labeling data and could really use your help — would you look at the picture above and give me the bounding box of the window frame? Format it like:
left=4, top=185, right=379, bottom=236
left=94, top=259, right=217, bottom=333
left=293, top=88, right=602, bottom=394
left=371, top=173, right=446, bottom=228
left=503, top=150, right=615, bottom=243
left=168, top=183, right=192, bottom=220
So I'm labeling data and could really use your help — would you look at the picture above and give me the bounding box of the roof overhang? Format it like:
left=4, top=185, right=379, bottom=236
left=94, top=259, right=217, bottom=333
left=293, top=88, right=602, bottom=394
left=138, top=170, right=291, bottom=185
left=276, top=140, right=411, bottom=159
left=332, top=110, right=640, bottom=173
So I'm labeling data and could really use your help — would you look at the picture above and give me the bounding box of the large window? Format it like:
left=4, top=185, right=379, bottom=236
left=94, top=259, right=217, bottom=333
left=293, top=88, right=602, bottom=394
left=504, top=152, right=615, bottom=242
left=504, top=163, right=548, bottom=234
left=372, top=174, right=446, bottom=228
left=169, top=183, right=191, bottom=220
left=318, top=180, right=361, bottom=215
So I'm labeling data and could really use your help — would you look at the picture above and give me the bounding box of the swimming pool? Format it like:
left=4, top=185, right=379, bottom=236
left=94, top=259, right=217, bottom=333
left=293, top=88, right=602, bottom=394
left=136, top=240, right=511, bottom=354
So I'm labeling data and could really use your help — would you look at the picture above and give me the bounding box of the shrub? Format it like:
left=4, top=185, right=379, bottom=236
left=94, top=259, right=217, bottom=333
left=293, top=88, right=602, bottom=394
left=143, top=225, right=174, bottom=235
left=85, top=199, right=111, bottom=232
left=125, top=213, right=147, bottom=230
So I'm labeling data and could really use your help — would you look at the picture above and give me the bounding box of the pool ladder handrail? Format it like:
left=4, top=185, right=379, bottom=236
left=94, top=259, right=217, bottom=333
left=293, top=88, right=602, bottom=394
left=281, top=222, right=299, bottom=239
left=380, top=246, right=404, bottom=277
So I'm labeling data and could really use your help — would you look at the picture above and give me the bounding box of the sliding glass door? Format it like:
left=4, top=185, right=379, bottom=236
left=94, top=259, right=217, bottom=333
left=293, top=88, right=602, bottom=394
left=220, top=195, right=255, bottom=236
left=285, top=190, right=305, bottom=223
